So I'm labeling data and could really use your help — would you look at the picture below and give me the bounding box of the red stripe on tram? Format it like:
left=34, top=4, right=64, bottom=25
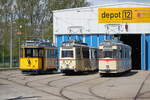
left=97, top=59, right=123, bottom=61
left=59, top=59, right=81, bottom=60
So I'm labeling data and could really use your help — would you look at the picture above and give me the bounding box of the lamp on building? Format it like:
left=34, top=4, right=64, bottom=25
left=125, top=23, right=128, bottom=32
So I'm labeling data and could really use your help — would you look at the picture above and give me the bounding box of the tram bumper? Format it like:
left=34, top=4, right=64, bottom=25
left=99, top=69, right=118, bottom=73
left=61, top=68, right=75, bottom=73
left=19, top=69, right=41, bottom=74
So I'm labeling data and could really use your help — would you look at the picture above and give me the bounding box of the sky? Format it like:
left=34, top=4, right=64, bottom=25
left=88, top=0, right=150, bottom=5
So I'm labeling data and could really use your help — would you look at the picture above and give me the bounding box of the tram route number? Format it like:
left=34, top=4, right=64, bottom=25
left=101, top=10, right=132, bottom=20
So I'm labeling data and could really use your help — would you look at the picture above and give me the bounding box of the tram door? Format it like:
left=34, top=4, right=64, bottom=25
left=35, top=48, right=44, bottom=70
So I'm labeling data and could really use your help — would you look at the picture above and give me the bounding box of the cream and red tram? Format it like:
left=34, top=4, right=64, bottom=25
left=59, top=40, right=98, bottom=74
left=19, top=40, right=58, bottom=74
left=98, top=39, right=131, bottom=75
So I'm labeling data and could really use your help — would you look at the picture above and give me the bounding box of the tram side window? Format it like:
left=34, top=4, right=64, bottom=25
left=94, top=50, right=98, bottom=58
left=120, top=49, right=124, bottom=58
left=126, top=49, right=129, bottom=59
left=47, top=49, right=55, bottom=58
left=50, top=49, right=57, bottom=58
left=33, top=49, right=38, bottom=57
left=47, top=50, right=50, bottom=58
left=50, top=49, right=54, bottom=58
left=53, top=49, right=57, bottom=58
left=99, top=50, right=104, bottom=58
left=91, top=49, right=97, bottom=59
left=113, top=50, right=118, bottom=58
left=76, top=48, right=81, bottom=58
left=20, top=48, right=23, bottom=57
left=53, top=50, right=55, bottom=58
left=124, top=49, right=128, bottom=58
left=93, top=50, right=98, bottom=58
left=82, top=47, right=89, bottom=58
left=38, top=49, right=44, bottom=57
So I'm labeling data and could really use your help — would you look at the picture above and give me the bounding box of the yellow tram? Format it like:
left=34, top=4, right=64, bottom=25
left=59, top=40, right=98, bottom=74
left=19, top=40, right=58, bottom=74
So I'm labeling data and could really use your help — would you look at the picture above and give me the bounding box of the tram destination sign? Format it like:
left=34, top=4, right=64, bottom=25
left=98, top=7, right=150, bottom=23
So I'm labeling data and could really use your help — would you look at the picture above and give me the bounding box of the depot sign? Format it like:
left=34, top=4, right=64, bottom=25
left=98, top=8, right=150, bottom=23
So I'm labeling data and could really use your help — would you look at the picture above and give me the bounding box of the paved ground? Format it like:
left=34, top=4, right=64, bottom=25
left=0, top=70, right=150, bottom=100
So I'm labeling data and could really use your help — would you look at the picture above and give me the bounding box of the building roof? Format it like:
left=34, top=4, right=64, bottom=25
left=53, top=2, right=150, bottom=13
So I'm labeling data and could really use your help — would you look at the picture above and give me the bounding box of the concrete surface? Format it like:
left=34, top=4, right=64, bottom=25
left=0, top=70, right=150, bottom=100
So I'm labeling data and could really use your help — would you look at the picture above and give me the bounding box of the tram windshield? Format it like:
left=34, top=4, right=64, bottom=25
left=99, top=50, right=118, bottom=58
left=62, top=50, right=73, bottom=58
left=24, top=48, right=44, bottom=57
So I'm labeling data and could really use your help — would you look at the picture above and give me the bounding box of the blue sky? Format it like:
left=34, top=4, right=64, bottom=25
left=88, top=0, right=150, bottom=5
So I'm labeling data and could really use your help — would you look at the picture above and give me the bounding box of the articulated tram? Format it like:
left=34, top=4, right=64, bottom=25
left=19, top=40, right=58, bottom=74
left=98, top=38, right=132, bottom=75
left=59, top=40, right=98, bottom=74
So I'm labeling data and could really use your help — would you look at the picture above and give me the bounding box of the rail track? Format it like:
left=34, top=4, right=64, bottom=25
left=59, top=76, right=102, bottom=100
left=134, top=72, right=150, bottom=100
left=0, top=72, right=66, bottom=99
left=1, top=70, right=150, bottom=100
left=88, top=78, right=112, bottom=100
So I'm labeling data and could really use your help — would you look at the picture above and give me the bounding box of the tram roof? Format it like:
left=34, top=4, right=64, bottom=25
left=21, top=40, right=55, bottom=48
left=100, top=38, right=130, bottom=47
left=62, top=40, right=88, bottom=47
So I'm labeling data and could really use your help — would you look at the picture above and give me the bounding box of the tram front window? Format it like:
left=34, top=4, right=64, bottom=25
left=25, top=48, right=44, bottom=57
left=100, top=50, right=118, bottom=58
left=62, top=50, right=73, bottom=58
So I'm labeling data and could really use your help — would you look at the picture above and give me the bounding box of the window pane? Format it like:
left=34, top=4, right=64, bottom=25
left=20, top=48, right=23, bottom=57
left=62, top=50, right=73, bottom=58
left=82, top=48, right=89, bottom=58
left=25, top=48, right=32, bottom=57
left=38, top=49, right=44, bottom=57
left=33, top=49, right=38, bottom=57
left=104, top=51, right=112, bottom=58
left=76, top=48, right=81, bottom=58
left=99, top=50, right=118, bottom=58
left=24, top=48, right=44, bottom=57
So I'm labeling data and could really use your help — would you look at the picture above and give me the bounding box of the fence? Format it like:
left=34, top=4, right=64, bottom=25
left=0, top=56, right=19, bottom=69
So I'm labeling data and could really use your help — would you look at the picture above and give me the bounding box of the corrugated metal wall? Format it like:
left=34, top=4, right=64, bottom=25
left=55, top=34, right=113, bottom=48
left=55, top=34, right=113, bottom=58
left=141, top=34, right=150, bottom=70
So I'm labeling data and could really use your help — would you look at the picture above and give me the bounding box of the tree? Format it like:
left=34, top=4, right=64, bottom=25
left=0, top=0, right=90, bottom=67
left=0, top=0, right=13, bottom=58
left=46, top=0, right=89, bottom=40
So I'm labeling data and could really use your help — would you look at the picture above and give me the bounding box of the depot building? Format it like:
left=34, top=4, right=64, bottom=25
left=53, top=2, right=150, bottom=70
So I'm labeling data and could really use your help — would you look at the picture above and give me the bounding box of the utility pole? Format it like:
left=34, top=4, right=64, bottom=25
left=3, top=47, right=4, bottom=67
left=18, top=25, right=22, bottom=61
left=10, top=13, right=13, bottom=68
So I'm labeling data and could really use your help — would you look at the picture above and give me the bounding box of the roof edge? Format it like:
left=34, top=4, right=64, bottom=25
left=53, top=2, right=150, bottom=13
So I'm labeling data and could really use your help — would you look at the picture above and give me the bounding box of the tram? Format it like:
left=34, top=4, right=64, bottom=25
left=98, top=38, right=132, bottom=75
left=59, top=40, right=98, bottom=74
left=19, top=40, right=58, bottom=74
